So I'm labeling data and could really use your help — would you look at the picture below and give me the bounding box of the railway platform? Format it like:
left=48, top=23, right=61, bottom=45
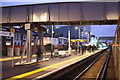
left=1, top=49, right=105, bottom=80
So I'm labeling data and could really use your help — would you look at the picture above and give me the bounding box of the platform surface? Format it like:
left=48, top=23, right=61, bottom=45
left=1, top=49, right=103, bottom=79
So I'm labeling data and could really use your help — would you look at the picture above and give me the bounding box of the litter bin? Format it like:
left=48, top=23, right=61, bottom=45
left=15, top=48, right=20, bottom=56
left=8, top=48, right=13, bottom=57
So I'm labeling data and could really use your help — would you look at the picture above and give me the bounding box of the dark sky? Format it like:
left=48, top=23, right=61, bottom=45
left=1, top=0, right=119, bottom=7
left=1, top=1, right=94, bottom=7
left=91, top=25, right=117, bottom=37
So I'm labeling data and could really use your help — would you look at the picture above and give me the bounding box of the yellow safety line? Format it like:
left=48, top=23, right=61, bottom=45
left=0, top=55, right=36, bottom=61
left=0, top=53, right=51, bottom=61
left=6, top=54, right=87, bottom=80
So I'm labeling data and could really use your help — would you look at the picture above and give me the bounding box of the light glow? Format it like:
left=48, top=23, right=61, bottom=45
left=85, top=32, right=88, bottom=34
left=6, top=42, right=11, bottom=45
left=31, top=43, right=34, bottom=46
left=75, top=27, right=78, bottom=30
left=40, top=12, right=48, bottom=21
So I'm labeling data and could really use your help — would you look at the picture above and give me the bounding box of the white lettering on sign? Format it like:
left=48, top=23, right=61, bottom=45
left=0, top=31, right=14, bottom=37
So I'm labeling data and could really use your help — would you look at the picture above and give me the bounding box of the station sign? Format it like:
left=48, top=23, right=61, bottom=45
left=25, top=23, right=31, bottom=30
left=0, top=31, right=14, bottom=37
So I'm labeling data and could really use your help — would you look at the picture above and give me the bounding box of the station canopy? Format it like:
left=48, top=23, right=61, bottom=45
left=1, top=2, right=120, bottom=26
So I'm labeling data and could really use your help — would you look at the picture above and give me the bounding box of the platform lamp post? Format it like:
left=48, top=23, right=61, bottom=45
left=88, top=31, right=90, bottom=42
left=78, top=27, right=81, bottom=39
left=75, top=26, right=83, bottom=39
left=75, top=26, right=80, bottom=39
left=75, top=26, right=81, bottom=49
left=68, top=30, right=71, bottom=55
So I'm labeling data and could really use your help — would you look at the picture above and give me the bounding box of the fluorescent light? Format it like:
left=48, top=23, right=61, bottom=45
left=55, top=27, right=60, bottom=29
left=6, top=42, right=11, bottom=45
left=13, top=26, right=20, bottom=28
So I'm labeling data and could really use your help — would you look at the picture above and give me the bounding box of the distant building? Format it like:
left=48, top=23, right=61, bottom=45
left=2, top=27, right=39, bottom=46
left=45, top=25, right=91, bottom=42
left=98, top=37, right=114, bottom=43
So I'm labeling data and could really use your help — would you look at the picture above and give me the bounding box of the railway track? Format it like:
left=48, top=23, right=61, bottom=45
left=34, top=48, right=109, bottom=80
left=74, top=49, right=110, bottom=80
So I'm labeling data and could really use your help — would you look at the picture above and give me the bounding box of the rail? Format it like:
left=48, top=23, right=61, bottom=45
left=96, top=49, right=110, bottom=80
left=73, top=49, right=110, bottom=80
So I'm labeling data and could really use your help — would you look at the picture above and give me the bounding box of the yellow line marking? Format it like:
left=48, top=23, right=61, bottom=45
left=0, top=53, right=51, bottom=61
left=6, top=54, right=87, bottom=80
left=0, top=55, right=36, bottom=62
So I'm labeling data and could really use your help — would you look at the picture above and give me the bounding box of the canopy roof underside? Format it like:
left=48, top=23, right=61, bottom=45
left=1, top=2, right=120, bottom=26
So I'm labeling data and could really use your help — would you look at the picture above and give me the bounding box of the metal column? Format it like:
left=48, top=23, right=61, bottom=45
left=25, top=23, right=32, bottom=62
left=26, top=29, right=32, bottom=62
left=68, top=30, right=71, bottom=54
left=118, top=17, right=120, bottom=80
left=78, top=27, right=80, bottom=39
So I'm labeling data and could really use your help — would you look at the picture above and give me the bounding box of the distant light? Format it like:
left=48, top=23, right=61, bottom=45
left=52, top=31, right=54, bottom=33
left=13, top=26, right=20, bottom=28
left=85, top=32, right=88, bottom=34
left=47, top=29, right=49, bottom=33
left=75, top=27, right=78, bottom=29
left=55, top=27, right=60, bottom=29
left=31, top=43, right=34, bottom=46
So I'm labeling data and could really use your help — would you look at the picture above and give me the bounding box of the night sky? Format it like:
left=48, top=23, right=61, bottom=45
left=91, top=25, right=117, bottom=37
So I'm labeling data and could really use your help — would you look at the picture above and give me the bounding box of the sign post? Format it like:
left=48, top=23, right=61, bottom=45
left=10, top=28, right=15, bottom=67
